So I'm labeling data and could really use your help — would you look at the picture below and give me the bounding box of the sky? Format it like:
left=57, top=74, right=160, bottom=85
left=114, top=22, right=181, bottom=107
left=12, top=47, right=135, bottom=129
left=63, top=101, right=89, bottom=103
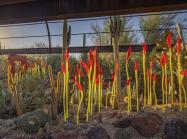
left=0, top=10, right=187, bottom=49
left=0, top=18, right=107, bottom=48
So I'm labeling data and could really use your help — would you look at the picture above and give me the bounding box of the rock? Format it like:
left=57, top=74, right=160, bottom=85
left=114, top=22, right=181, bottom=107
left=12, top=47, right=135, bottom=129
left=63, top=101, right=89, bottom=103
left=3, top=135, right=27, bottom=139
left=0, top=128, right=11, bottom=138
left=118, top=101, right=125, bottom=109
left=79, top=123, right=88, bottom=129
left=130, top=112, right=162, bottom=137
left=37, top=128, right=44, bottom=138
left=79, top=113, right=86, bottom=122
left=64, top=122, right=76, bottom=131
left=115, top=128, right=131, bottom=139
left=102, top=111, right=118, bottom=120
left=53, top=133, right=85, bottom=139
left=116, top=113, right=123, bottom=119
left=86, top=126, right=110, bottom=139
left=93, top=104, right=100, bottom=113
left=0, top=119, right=15, bottom=127
left=92, top=120, right=98, bottom=126
left=164, top=119, right=187, bottom=139
left=53, top=133, right=86, bottom=139
left=92, top=113, right=102, bottom=123
left=112, top=118, right=130, bottom=128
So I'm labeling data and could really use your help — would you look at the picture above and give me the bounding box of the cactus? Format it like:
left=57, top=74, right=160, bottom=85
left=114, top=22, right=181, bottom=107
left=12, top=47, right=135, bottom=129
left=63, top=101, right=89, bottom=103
left=62, top=20, right=71, bottom=61
left=15, top=109, right=50, bottom=134
left=7, top=65, right=22, bottom=116
left=109, top=16, right=122, bottom=98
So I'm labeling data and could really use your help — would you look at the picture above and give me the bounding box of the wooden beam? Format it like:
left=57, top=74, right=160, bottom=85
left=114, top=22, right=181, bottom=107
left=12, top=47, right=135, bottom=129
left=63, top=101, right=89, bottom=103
left=0, top=44, right=156, bottom=55
left=0, top=0, right=187, bottom=24
left=0, top=0, right=40, bottom=6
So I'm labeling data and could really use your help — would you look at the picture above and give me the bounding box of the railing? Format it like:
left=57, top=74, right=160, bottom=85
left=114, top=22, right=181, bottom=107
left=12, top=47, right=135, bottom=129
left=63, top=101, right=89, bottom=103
left=0, top=10, right=186, bottom=54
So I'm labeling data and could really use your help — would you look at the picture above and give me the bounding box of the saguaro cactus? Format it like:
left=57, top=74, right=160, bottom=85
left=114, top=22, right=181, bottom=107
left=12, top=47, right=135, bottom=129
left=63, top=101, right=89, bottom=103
left=109, top=16, right=122, bottom=98
left=62, top=20, right=71, bottom=61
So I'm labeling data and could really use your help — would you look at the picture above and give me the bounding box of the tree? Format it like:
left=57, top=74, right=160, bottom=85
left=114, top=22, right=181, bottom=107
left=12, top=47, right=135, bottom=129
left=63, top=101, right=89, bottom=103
left=109, top=16, right=122, bottom=97
left=139, top=14, right=176, bottom=44
left=90, top=16, right=136, bottom=97
left=30, top=41, right=48, bottom=60
left=91, top=17, right=136, bottom=46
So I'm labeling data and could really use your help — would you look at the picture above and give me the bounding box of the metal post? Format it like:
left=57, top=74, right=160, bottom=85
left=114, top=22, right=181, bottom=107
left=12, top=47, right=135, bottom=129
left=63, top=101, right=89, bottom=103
left=83, top=33, right=86, bottom=47
left=99, top=35, right=101, bottom=46
left=110, top=36, right=112, bottom=46
left=45, top=20, right=52, bottom=53
left=0, top=42, right=1, bottom=55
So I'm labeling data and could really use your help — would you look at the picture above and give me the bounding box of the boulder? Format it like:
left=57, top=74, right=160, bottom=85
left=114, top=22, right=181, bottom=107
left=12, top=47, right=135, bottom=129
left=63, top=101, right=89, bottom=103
left=115, top=128, right=131, bottom=139
left=164, top=119, right=187, bottom=139
left=0, top=119, right=15, bottom=127
left=102, top=111, right=118, bottom=121
left=92, top=113, right=102, bottom=123
left=86, top=126, right=110, bottom=139
left=53, top=133, right=86, bottom=139
left=130, top=112, right=162, bottom=137
left=0, top=128, right=12, bottom=138
left=112, top=118, right=130, bottom=128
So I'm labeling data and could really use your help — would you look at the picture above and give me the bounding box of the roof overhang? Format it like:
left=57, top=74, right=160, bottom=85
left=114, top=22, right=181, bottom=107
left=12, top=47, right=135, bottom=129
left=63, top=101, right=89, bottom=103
left=0, top=0, right=187, bottom=24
